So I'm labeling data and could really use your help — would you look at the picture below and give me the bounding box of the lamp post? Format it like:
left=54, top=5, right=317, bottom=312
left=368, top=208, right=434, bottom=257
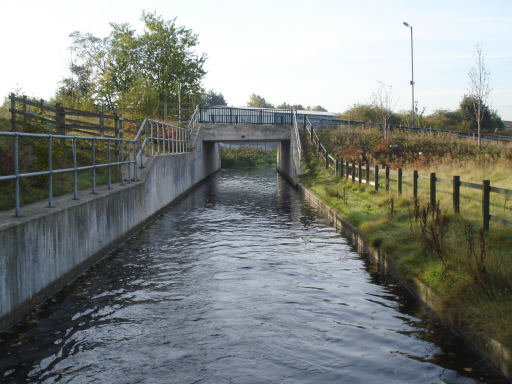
left=403, top=21, right=415, bottom=128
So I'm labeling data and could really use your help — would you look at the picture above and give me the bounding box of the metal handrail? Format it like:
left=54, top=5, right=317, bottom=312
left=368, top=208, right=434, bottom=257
left=0, top=117, right=191, bottom=217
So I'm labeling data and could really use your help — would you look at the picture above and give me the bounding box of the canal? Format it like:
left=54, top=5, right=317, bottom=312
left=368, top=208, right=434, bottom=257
left=0, top=168, right=506, bottom=383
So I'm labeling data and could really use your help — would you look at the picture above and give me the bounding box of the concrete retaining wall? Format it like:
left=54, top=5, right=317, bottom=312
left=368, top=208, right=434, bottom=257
left=0, top=138, right=220, bottom=330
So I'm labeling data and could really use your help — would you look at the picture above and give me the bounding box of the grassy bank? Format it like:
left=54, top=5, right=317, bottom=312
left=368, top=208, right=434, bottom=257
left=300, top=128, right=512, bottom=352
left=220, top=147, right=277, bottom=169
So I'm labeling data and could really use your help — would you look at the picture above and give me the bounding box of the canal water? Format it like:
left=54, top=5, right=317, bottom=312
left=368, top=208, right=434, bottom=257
left=0, top=168, right=506, bottom=383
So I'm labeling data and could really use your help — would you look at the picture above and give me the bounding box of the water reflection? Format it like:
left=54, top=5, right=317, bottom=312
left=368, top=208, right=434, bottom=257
left=0, top=168, right=506, bottom=383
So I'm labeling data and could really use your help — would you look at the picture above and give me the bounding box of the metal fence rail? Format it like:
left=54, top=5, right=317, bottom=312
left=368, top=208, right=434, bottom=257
left=197, top=107, right=293, bottom=125
left=1, top=117, right=191, bottom=217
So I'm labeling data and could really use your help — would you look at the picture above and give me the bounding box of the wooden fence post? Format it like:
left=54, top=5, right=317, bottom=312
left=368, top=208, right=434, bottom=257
left=366, top=163, right=370, bottom=185
left=351, top=162, right=356, bottom=183
left=325, top=151, right=329, bottom=169
left=375, top=165, right=379, bottom=191
left=340, top=159, right=344, bottom=178
left=10, top=93, right=16, bottom=131
left=358, top=162, right=362, bottom=184
left=453, top=175, right=460, bottom=213
left=385, top=166, right=390, bottom=191
left=23, top=95, right=28, bottom=125
left=413, top=170, right=418, bottom=198
left=430, top=172, right=437, bottom=207
left=398, top=168, right=402, bottom=195
left=482, top=180, right=490, bottom=231
left=99, top=105, right=105, bottom=137
left=335, top=159, right=339, bottom=176
left=55, top=103, right=66, bottom=135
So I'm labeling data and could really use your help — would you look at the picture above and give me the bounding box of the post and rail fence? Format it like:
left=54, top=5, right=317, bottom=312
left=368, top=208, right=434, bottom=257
left=303, top=117, right=512, bottom=231
left=8, top=94, right=141, bottom=138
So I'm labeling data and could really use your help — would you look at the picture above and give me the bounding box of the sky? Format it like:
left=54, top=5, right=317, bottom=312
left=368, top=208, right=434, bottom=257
left=1, top=0, right=511, bottom=119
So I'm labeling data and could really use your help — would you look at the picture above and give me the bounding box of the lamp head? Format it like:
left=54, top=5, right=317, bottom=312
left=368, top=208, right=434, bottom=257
left=403, top=21, right=410, bottom=27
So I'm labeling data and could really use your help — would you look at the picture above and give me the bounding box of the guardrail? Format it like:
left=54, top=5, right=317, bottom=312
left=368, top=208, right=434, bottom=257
left=1, top=116, right=190, bottom=217
left=197, top=107, right=293, bottom=125
left=304, top=117, right=512, bottom=231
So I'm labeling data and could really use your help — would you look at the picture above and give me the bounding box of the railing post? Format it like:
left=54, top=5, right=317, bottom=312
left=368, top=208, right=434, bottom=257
left=413, top=170, right=418, bottom=198
left=120, top=139, right=125, bottom=185
left=366, top=163, right=370, bottom=185
left=453, top=175, right=460, bottom=214
left=108, top=138, right=112, bottom=189
left=10, top=93, right=17, bottom=132
left=14, top=132, right=20, bottom=216
left=92, top=138, right=97, bottom=193
left=430, top=172, right=436, bottom=207
left=150, top=122, right=154, bottom=155
left=483, top=180, right=490, bottom=231
left=397, top=168, right=402, bottom=195
left=358, top=162, right=362, bottom=184
left=385, top=166, right=390, bottom=191
left=375, top=165, right=379, bottom=191
left=48, top=135, right=54, bottom=207
left=73, top=137, right=78, bottom=199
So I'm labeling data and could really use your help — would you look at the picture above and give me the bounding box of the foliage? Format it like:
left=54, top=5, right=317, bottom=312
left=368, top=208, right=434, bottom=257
left=276, top=102, right=305, bottom=110
left=247, top=94, right=274, bottom=108
left=220, top=147, right=276, bottom=168
left=200, top=90, right=227, bottom=107
left=309, top=105, right=327, bottom=112
left=56, top=12, right=206, bottom=118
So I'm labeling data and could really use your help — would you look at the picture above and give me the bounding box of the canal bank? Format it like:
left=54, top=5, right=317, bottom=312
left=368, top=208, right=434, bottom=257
left=296, top=181, right=512, bottom=382
left=0, top=168, right=506, bottom=383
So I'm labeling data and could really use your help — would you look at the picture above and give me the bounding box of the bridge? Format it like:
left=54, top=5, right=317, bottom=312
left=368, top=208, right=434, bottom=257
left=0, top=106, right=302, bottom=330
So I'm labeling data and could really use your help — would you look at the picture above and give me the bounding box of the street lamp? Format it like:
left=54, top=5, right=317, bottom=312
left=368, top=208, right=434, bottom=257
left=403, top=21, right=415, bottom=128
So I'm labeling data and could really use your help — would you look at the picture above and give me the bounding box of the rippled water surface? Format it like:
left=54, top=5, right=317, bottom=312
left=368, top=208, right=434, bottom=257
left=0, top=168, right=506, bottom=383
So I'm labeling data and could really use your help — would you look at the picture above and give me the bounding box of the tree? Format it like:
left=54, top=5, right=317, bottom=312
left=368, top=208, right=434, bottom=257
left=276, top=102, right=305, bottom=110
left=371, top=81, right=394, bottom=138
left=468, top=44, right=491, bottom=148
left=137, top=12, right=206, bottom=107
left=309, top=105, right=327, bottom=112
left=200, top=90, right=227, bottom=107
left=60, top=12, right=206, bottom=117
left=247, top=94, right=273, bottom=108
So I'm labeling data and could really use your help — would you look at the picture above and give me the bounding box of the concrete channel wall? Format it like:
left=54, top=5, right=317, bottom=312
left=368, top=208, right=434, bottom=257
left=0, top=137, right=221, bottom=331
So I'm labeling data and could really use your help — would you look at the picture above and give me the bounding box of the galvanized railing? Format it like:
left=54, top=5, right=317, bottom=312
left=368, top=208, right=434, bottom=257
left=1, top=118, right=190, bottom=217
left=197, top=107, right=294, bottom=125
